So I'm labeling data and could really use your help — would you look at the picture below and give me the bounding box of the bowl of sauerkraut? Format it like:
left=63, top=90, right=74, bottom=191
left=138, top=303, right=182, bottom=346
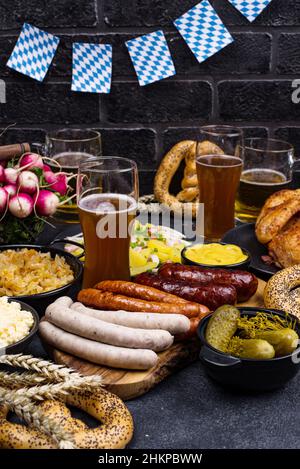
left=0, top=244, right=83, bottom=315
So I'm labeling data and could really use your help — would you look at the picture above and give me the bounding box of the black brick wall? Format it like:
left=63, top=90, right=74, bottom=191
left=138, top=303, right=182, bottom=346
left=0, top=0, right=300, bottom=194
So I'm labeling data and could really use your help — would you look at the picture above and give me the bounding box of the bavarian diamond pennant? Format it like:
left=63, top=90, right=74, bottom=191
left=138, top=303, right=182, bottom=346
left=174, top=0, right=234, bottom=64
left=228, top=0, right=272, bottom=22
left=72, top=42, right=112, bottom=94
left=126, top=31, right=176, bottom=86
left=7, top=23, right=60, bottom=81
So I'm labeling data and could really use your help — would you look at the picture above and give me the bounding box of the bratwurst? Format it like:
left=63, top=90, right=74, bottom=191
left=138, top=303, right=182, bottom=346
left=134, top=273, right=237, bottom=310
left=78, top=289, right=209, bottom=318
left=95, top=280, right=188, bottom=304
left=158, top=263, right=258, bottom=303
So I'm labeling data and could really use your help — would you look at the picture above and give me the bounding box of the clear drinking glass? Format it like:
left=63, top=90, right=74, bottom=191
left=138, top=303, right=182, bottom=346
left=77, top=157, right=139, bottom=288
left=35, top=129, right=102, bottom=223
left=235, top=138, right=294, bottom=223
left=196, top=126, right=244, bottom=241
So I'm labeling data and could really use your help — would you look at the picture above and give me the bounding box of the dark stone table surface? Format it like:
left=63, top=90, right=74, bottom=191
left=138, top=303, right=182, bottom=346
left=12, top=222, right=300, bottom=449
left=26, top=335, right=300, bottom=450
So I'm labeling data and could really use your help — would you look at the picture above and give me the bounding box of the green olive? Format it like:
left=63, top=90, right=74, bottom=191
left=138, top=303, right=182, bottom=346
left=255, top=329, right=299, bottom=357
left=205, top=305, right=240, bottom=353
left=229, top=339, right=275, bottom=360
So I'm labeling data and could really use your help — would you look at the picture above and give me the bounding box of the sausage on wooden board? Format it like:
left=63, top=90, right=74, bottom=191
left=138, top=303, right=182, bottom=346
left=45, top=303, right=173, bottom=352
left=71, top=302, right=190, bottom=335
left=78, top=289, right=209, bottom=318
left=158, top=263, right=258, bottom=303
left=39, top=321, right=158, bottom=370
left=95, top=280, right=188, bottom=304
left=135, top=273, right=237, bottom=310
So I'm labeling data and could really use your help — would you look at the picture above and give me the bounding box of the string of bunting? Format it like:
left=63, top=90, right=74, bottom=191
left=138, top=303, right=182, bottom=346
left=6, top=0, right=273, bottom=93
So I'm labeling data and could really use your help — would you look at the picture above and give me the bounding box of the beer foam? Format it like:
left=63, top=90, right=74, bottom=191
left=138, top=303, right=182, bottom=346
left=79, top=193, right=137, bottom=214
left=241, top=168, right=289, bottom=186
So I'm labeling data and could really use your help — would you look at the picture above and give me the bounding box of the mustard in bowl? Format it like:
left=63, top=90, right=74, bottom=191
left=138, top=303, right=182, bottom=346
left=182, top=243, right=251, bottom=270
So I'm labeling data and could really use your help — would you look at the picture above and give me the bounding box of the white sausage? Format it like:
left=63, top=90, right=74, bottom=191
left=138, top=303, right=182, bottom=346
left=45, top=304, right=173, bottom=352
left=71, top=302, right=190, bottom=335
left=49, top=297, right=74, bottom=308
left=39, top=321, right=158, bottom=370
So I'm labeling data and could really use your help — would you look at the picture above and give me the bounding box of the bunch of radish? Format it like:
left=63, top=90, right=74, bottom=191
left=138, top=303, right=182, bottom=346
left=0, top=152, right=73, bottom=220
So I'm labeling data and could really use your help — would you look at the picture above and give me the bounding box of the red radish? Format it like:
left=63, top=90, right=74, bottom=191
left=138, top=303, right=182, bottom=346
left=19, top=153, right=44, bottom=170
left=4, top=167, right=18, bottom=184
left=43, top=164, right=52, bottom=172
left=18, top=170, right=39, bottom=194
left=0, top=161, right=7, bottom=169
left=0, top=165, right=5, bottom=183
left=9, top=193, right=33, bottom=218
left=34, top=189, right=59, bottom=216
left=4, top=184, right=17, bottom=197
left=44, top=171, right=68, bottom=196
left=0, top=187, right=8, bottom=213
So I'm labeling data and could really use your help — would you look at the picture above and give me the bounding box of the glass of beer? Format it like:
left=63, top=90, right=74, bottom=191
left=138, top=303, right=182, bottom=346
left=77, top=157, right=139, bottom=288
left=235, top=138, right=294, bottom=222
left=35, top=129, right=102, bottom=223
left=196, top=126, right=244, bottom=241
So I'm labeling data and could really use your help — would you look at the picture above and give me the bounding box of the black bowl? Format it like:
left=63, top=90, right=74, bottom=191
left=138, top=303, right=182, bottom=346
left=198, top=307, right=300, bottom=392
left=182, top=242, right=251, bottom=270
left=0, top=242, right=83, bottom=316
left=0, top=299, right=39, bottom=354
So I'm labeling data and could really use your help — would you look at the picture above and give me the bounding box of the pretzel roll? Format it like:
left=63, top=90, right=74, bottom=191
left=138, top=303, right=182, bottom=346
left=0, top=389, right=133, bottom=449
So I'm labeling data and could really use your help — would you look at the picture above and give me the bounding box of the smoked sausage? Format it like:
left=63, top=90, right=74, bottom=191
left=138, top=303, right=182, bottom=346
left=135, top=273, right=237, bottom=310
left=78, top=289, right=209, bottom=318
left=158, top=263, right=258, bottom=303
left=95, top=280, right=188, bottom=304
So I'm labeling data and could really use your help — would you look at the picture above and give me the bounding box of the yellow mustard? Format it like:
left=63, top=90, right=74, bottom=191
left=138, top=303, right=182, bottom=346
left=185, top=243, right=248, bottom=266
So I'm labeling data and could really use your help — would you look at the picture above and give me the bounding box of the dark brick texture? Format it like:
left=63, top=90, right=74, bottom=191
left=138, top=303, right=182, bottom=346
left=0, top=0, right=300, bottom=194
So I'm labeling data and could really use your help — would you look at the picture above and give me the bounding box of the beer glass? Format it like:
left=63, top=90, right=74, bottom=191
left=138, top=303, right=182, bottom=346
left=196, top=126, right=244, bottom=241
left=77, top=157, right=139, bottom=288
left=35, top=129, right=102, bottom=223
left=235, top=138, right=294, bottom=222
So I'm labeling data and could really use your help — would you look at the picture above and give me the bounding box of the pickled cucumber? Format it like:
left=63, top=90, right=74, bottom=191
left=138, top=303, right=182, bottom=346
left=228, top=338, right=275, bottom=360
left=205, top=305, right=240, bottom=352
left=255, top=329, right=299, bottom=357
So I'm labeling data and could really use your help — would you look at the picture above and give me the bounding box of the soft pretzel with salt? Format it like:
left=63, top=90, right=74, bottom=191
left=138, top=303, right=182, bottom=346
left=0, top=388, right=134, bottom=449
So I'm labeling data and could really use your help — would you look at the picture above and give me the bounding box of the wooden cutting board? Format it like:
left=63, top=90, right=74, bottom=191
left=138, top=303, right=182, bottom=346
left=51, top=279, right=266, bottom=400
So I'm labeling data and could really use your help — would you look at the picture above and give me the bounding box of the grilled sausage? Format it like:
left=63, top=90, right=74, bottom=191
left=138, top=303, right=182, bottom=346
left=95, top=280, right=188, bottom=304
left=78, top=289, right=209, bottom=318
left=158, top=263, right=258, bottom=302
left=135, top=273, right=237, bottom=310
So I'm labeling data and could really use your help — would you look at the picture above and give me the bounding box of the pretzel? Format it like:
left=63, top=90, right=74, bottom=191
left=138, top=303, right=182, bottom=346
left=0, top=388, right=134, bottom=449
left=154, top=140, right=223, bottom=217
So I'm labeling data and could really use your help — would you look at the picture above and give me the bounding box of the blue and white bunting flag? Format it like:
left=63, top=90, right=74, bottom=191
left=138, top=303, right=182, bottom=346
left=126, top=31, right=176, bottom=86
left=71, top=42, right=112, bottom=94
left=174, top=0, right=234, bottom=64
left=228, top=0, right=272, bottom=22
left=7, top=23, right=60, bottom=81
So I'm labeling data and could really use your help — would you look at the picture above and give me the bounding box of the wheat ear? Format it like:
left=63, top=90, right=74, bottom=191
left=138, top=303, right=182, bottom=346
left=0, top=354, right=103, bottom=387
left=0, top=371, right=46, bottom=388
left=10, top=375, right=102, bottom=402
left=0, top=354, right=78, bottom=382
left=0, top=388, right=75, bottom=449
